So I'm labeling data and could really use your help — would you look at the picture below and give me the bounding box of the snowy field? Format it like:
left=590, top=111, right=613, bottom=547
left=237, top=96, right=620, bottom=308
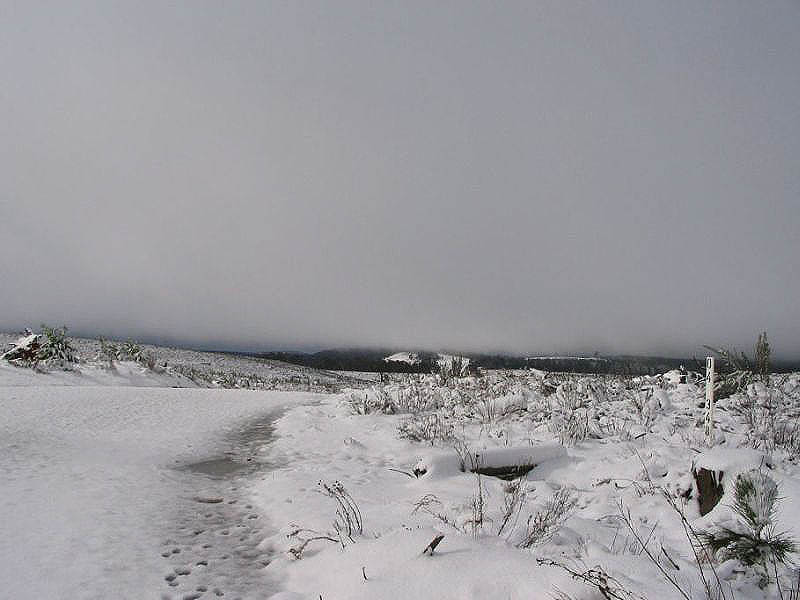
left=0, top=363, right=321, bottom=599
left=3, top=337, right=800, bottom=599
left=252, top=372, right=800, bottom=600
left=0, top=333, right=371, bottom=391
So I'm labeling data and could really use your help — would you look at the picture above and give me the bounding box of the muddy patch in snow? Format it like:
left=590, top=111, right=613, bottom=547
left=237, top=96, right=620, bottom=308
left=161, top=411, right=288, bottom=600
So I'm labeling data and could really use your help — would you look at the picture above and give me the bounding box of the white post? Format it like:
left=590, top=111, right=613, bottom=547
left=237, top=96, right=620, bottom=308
left=705, top=356, right=715, bottom=446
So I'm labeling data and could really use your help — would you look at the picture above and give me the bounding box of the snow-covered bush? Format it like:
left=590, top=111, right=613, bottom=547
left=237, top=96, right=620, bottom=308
left=548, top=382, right=592, bottom=445
left=121, top=339, right=143, bottom=361
left=346, top=389, right=395, bottom=414
left=699, top=469, right=796, bottom=586
left=37, top=325, right=77, bottom=367
left=732, top=384, right=800, bottom=460
left=705, top=331, right=771, bottom=400
left=398, top=411, right=456, bottom=445
left=517, top=487, right=577, bottom=548
left=97, top=337, right=120, bottom=369
left=437, top=354, right=469, bottom=383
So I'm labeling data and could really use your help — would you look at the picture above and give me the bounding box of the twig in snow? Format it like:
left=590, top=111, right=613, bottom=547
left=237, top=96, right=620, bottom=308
left=422, top=534, right=445, bottom=556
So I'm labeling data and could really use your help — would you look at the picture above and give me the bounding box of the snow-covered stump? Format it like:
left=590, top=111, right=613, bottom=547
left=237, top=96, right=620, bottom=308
left=1, top=333, right=41, bottom=362
left=691, top=448, right=772, bottom=516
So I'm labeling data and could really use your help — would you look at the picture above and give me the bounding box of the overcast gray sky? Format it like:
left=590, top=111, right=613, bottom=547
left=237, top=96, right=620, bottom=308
left=1, top=1, right=799, bottom=357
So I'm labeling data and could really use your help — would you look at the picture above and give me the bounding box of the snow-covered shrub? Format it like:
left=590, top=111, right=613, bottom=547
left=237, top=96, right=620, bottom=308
left=97, top=337, right=120, bottom=369
left=346, top=389, right=395, bottom=414
left=37, top=325, right=77, bottom=367
left=477, top=390, right=528, bottom=423
left=733, top=385, right=800, bottom=459
left=699, top=470, right=796, bottom=586
left=437, top=354, right=469, bottom=383
left=121, top=339, right=143, bottom=361
left=216, top=370, right=240, bottom=389
left=517, top=487, right=577, bottom=548
left=596, top=416, right=635, bottom=440
left=398, top=411, right=456, bottom=445
left=754, top=332, right=771, bottom=384
left=135, top=349, right=160, bottom=372
left=705, top=332, right=771, bottom=400
left=548, top=382, right=592, bottom=445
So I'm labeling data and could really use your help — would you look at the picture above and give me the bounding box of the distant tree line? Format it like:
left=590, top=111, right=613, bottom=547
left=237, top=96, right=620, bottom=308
left=249, top=349, right=800, bottom=376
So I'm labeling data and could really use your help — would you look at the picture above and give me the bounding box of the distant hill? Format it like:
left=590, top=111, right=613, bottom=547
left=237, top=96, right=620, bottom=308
left=249, top=348, right=738, bottom=375
left=256, top=349, right=435, bottom=373
left=249, top=347, right=800, bottom=376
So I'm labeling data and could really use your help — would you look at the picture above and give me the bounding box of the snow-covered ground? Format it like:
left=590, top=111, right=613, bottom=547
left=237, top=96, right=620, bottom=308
left=0, top=332, right=371, bottom=391
left=3, top=342, right=800, bottom=599
left=0, top=367, right=320, bottom=599
left=250, top=372, right=800, bottom=600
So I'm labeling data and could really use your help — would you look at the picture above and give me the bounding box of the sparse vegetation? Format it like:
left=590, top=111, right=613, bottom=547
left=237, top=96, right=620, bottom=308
left=287, top=480, right=363, bottom=558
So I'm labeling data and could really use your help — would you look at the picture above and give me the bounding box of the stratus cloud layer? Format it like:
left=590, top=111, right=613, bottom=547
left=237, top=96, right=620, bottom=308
left=1, top=2, right=799, bottom=357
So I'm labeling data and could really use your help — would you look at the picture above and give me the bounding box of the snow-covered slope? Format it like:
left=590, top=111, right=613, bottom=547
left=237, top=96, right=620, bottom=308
left=0, top=332, right=370, bottom=391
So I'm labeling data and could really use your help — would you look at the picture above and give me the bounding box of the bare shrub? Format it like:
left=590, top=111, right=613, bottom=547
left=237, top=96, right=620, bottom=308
left=467, top=473, right=487, bottom=537
left=319, top=480, right=363, bottom=542
left=537, top=558, right=644, bottom=600
left=453, top=439, right=480, bottom=472
left=412, top=493, right=463, bottom=533
left=286, top=526, right=341, bottom=559
left=755, top=332, right=771, bottom=384
left=412, top=475, right=490, bottom=538
left=287, top=480, right=363, bottom=559
left=518, top=487, right=577, bottom=548
left=497, top=478, right=528, bottom=538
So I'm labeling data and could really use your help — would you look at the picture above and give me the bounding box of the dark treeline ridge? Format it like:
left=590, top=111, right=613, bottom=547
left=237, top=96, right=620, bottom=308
left=242, top=348, right=799, bottom=376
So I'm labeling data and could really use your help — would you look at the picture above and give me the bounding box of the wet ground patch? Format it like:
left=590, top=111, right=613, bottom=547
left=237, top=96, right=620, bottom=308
left=160, top=410, right=287, bottom=600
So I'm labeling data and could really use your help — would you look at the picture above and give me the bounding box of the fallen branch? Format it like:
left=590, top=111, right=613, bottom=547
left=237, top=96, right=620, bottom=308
left=422, top=534, right=445, bottom=556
